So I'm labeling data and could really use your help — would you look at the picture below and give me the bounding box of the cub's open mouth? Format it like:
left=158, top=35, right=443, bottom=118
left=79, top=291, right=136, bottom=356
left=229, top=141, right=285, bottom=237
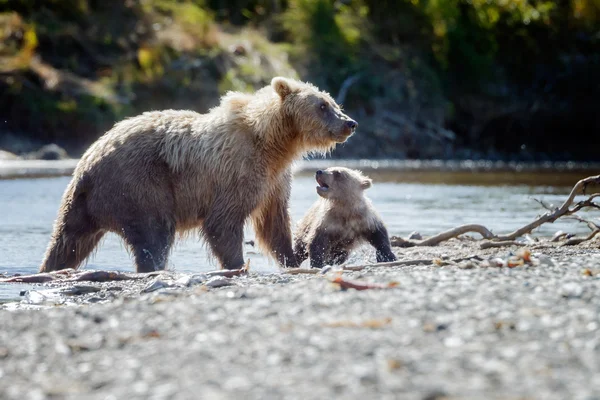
left=316, top=176, right=329, bottom=192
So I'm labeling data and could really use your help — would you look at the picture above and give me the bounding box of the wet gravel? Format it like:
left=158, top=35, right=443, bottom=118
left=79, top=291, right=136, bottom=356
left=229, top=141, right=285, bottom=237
left=1, top=241, right=600, bottom=400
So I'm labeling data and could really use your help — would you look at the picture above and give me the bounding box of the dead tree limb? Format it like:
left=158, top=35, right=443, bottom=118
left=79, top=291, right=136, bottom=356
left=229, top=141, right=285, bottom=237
left=391, top=224, right=495, bottom=247
left=564, top=214, right=600, bottom=232
left=391, top=175, right=600, bottom=248
left=563, top=229, right=600, bottom=246
left=494, top=175, right=600, bottom=241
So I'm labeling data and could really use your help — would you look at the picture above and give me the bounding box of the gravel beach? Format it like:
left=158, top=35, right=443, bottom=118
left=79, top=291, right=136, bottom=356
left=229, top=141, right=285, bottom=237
left=2, top=241, right=600, bottom=400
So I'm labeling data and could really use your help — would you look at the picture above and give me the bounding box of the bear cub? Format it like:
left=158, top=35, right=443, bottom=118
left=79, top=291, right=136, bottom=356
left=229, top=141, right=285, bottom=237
left=294, top=167, right=397, bottom=268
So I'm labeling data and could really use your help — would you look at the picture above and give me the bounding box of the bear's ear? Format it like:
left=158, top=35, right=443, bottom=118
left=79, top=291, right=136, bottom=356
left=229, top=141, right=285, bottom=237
left=271, top=77, right=296, bottom=100
left=361, top=178, right=372, bottom=190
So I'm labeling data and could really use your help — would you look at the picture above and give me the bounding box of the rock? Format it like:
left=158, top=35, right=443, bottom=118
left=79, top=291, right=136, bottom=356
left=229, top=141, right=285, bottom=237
left=408, top=231, right=423, bottom=240
left=205, top=277, right=234, bottom=288
left=21, top=289, right=65, bottom=305
left=560, top=282, right=584, bottom=298
left=26, top=144, right=69, bottom=160
left=142, top=277, right=179, bottom=293
left=0, top=149, right=18, bottom=160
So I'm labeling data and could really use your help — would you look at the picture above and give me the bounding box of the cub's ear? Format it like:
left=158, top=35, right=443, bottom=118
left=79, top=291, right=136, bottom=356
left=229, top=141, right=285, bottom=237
left=361, top=178, right=372, bottom=190
left=271, top=77, right=297, bottom=100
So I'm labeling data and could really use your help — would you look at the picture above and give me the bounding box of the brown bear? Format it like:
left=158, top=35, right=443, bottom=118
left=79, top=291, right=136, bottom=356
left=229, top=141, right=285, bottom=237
left=294, top=167, right=396, bottom=268
left=40, top=77, right=357, bottom=273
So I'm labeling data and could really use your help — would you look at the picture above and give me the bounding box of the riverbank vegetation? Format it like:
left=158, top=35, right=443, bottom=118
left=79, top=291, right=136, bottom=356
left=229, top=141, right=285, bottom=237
left=0, top=0, right=598, bottom=160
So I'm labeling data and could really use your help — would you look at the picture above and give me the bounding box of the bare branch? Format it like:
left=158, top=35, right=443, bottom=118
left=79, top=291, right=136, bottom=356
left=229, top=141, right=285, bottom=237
left=564, top=214, right=600, bottom=232
left=495, top=175, right=600, bottom=241
left=391, top=224, right=495, bottom=247
left=532, top=197, right=554, bottom=211
left=387, top=176, right=600, bottom=249
left=563, top=229, right=600, bottom=246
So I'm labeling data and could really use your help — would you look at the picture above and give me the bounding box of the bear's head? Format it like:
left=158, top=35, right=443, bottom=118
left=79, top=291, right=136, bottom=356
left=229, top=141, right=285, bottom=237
left=314, top=167, right=372, bottom=201
left=271, top=77, right=358, bottom=151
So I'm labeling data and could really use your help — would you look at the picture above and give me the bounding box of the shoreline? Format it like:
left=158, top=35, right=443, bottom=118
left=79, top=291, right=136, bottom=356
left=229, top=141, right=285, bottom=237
left=1, top=241, right=599, bottom=399
left=0, top=159, right=80, bottom=180
left=1, top=158, right=599, bottom=185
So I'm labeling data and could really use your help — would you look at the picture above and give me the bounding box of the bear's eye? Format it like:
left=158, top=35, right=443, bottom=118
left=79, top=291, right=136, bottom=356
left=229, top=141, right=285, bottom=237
left=333, top=171, right=341, bottom=178
left=320, top=103, right=328, bottom=111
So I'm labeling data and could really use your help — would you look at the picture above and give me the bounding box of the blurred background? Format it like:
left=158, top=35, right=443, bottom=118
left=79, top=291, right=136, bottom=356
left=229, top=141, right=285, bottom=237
left=0, top=0, right=598, bottom=161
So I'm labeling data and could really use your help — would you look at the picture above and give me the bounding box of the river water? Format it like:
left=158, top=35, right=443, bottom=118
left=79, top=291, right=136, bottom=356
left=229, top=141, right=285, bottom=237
left=1, top=166, right=598, bottom=300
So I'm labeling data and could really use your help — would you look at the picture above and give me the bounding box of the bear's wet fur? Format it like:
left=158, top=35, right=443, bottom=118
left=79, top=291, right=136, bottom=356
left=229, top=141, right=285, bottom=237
left=40, top=77, right=357, bottom=272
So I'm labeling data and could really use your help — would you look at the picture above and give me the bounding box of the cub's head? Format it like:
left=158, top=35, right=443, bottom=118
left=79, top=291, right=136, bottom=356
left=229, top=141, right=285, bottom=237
left=271, top=77, right=357, bottom=152
left=314, top=167, right=372, bottom=201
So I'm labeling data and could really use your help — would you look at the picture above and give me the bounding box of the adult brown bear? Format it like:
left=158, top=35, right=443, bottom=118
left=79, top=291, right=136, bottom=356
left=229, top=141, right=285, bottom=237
left=40, top=77, right=357, bottom=272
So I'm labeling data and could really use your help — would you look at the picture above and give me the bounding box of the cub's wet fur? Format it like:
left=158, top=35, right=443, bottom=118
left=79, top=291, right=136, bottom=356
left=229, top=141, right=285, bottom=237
left=294, top=167, right=397, bottom=268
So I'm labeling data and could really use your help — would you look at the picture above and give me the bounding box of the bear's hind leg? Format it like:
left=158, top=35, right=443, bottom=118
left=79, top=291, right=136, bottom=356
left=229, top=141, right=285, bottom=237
left=203, top=216, right=245, bottom=270
left=122, top=220, right=175, bottom=273
left=40, top=194, right=105, bottom=272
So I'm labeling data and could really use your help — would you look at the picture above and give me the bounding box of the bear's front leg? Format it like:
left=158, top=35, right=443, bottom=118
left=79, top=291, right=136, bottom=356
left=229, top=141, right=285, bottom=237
left=365, top=222, right=397, bottom=263
left=252, top=173, right=298, bottom=268
left=293, top=238, right=309, bottom=266
left=203, top=215, right=246, bottom=270
left=308, top=231, right=329, bottom=269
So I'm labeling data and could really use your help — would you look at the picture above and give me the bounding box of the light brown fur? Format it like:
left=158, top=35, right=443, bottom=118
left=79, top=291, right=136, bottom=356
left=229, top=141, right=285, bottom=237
left=40, top=77, right=357, bottom=272
left=294, top=167, right=396, bottom=268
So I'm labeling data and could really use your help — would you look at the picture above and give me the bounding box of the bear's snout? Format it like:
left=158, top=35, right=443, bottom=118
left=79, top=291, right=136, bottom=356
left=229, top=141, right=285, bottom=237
left=346, top=120, right=358, bottom=130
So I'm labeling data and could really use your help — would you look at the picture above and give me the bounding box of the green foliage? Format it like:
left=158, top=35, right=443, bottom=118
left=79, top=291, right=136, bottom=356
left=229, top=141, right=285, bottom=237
left=0, top=0, right=598, bottom=158
left=280, top=0, right=367, bottom=89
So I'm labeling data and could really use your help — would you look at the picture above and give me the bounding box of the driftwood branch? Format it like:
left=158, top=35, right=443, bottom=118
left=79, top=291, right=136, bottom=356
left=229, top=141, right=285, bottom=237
left=564, top=214, right=600, bottom=232
left=563, top=229, right=600, bottom=246
left=391, top=224, right=495, bottom=247
left=495, top=175, right=600, bottom=241
left=391, top=175, right=600, bottom=249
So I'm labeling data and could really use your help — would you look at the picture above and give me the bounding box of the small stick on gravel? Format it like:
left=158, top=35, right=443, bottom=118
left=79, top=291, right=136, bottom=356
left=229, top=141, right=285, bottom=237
left=206, top=266, right=249, bottom=278
left=201, top=260, right=249, bottom=278
left=0, top=269, right=77, bottom=283
left=285, top=258, right=435, bottom=274
left=65, top=271, right=146, bottom=282
left=0, top=273, right=61, bottom=283
left=480, top=240, right=526, bottom=249
left=343, top=258, right=434, bottom=270
left=285, top=268, right=322, bottom=275
left=331, top=276, right=399, bottom=291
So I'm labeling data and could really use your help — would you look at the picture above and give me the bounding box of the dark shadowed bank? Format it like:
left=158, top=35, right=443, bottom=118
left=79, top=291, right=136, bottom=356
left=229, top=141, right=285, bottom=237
left=1, top=0, right=599, bottom=161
